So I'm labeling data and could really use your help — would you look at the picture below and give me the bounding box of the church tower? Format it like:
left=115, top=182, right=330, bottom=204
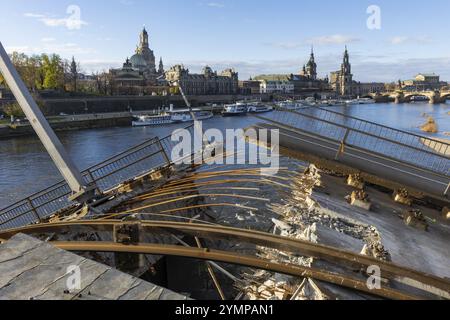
left=139, top=27, right=149, bottom=49
left=305, top=46, right=317, bottom=80
left=339, top=46, right=353, bottom=95
left=134, top=26, right=156, bottom=73
left=158, top=57, right=164, bottom=75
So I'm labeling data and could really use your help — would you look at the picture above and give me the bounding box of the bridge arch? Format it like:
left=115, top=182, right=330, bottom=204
left=440, top=93, right=450, bottom=101
left=403, top=93, right=431, bottom=102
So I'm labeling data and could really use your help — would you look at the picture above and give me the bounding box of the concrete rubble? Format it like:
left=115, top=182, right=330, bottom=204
left=404, top=209, right=429, bottom=231
left=238, top=165, right=391, bottom=300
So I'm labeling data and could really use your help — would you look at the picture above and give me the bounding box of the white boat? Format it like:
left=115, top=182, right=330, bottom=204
left=169, top=109, right=214, bottom=123
left=322, top=99, right=347, bottom=107
left=345, top=99, right=359, bottom=105
left=132, top=109, right=213, bottom=127
left=132, top=114, right=174, bottom=127
left=247, top=103, right=273, bottom=113
left=222, top=103, right=248, bottom=117
left=357, top=98, right=375, bottom=104
left=277, top=101, right=303, bottom=110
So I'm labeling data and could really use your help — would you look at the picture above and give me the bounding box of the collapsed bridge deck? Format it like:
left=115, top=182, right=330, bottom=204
left=253, top=107, right=450, bottom=202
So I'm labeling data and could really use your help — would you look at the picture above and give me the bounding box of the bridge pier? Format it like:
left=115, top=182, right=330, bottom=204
left=394, top=95, right=404, bottom=104
left=429, top=91, right=441, bottom=104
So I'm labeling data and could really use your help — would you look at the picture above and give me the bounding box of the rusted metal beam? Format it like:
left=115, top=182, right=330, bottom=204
left=51, top=241, right=419, bottom=300
left=1, top=220, right=448, bottom=299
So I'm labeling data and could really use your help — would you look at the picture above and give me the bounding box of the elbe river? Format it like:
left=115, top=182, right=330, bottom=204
left=0, top=102, right=448, bottom=207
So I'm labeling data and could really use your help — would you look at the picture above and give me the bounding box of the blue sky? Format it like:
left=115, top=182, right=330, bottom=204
left=1, top=0, right=449, bottom=81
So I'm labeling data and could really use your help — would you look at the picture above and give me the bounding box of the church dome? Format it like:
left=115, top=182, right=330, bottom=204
left=130, top=53, right=147, bottom=69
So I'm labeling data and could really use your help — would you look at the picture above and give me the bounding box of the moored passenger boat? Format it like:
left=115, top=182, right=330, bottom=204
left=247, top=103, right=273, bottom=113
left=222, top=103, right=248, bottom=117
left=132, top=114, right=174, bottom=127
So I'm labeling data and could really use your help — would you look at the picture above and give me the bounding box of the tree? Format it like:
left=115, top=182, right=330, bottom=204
left=42, top=54, right=65, bottom=90
left=3, top=102, right=24, bottom=118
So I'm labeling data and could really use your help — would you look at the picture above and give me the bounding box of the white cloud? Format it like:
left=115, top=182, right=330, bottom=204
left=267, top=42, right=304, bottom=50
left=207, top=2, right=225, bottom=8
left=163, top=54, right=450, bottom=82
left=40, top=17, right=88, bottom=30
left=307, top=34, right=361, bottom=45
left=5, top=46, right=31, bottom=53
left=390, top=36, right=432, bottom=45
left=6, top=43, right=96, bottom=56
left=24, top=6, right=88, bottom=30
left=24, top=13, right=45, bottom=18
left=79, top=59, right=123, bottom=73
left=41, top=37, right=56, bottom=43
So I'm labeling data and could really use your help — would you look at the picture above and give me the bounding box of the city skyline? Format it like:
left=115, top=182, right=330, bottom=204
left=1, top=0, right=450, bottom=81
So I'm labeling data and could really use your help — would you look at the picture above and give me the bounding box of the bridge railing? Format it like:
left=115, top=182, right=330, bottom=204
left=308, top=107, right=450, bottom=156
left=260, top=109, right=450, bottom=177
left=0, top=125, right=194, bottom=230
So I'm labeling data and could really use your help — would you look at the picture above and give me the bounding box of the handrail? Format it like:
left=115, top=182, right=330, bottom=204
left=288, top=109, right=450, bottom=161
left=317, top=107, right=450, bottom=145
left=0, top=124, right=194, bottom=229
left=313, top=107, right=450, bottom=153
left=258, top=109, right=449, bottom=177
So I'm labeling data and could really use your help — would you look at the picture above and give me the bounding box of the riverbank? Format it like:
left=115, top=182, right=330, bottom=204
left=0, top=105, right=229, bottom=139
left=0, top=94, right=271, bottom=116
left=0, top=112, right=133, bottom=139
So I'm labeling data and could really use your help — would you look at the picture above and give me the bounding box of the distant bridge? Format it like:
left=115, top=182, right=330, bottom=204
left=369, top=90, right=450, bottom=104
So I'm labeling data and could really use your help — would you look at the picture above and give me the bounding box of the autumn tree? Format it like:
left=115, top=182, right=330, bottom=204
left=41, top=54, right=65, bottom=90
left=3, top=102, right=24, bottom=118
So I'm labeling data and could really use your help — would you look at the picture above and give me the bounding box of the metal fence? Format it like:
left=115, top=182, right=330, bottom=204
left=304, top=107, right=450, bottom=156
left=261, top=108, right=450, bottom=177
left=0, top=125, right=194, bottom=230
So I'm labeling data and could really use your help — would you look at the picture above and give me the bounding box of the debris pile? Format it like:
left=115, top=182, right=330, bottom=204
left=404, top=209, right=429, bottom=231
left=239, top=272, right=298, bottom=300
left=394, top=188, right=413, bottom=206
left=352, top=190, right=369, bottom=202
left=238, top=165, right=390, bottom=300
left=361, top=242, right=391, bottom=262
left=347, top=190, right=372, bottom=210
left=347, top=174, right=365, bottom=189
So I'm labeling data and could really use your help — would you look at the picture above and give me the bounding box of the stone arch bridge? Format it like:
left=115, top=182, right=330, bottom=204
left=368, top=90, right=450, bottom=104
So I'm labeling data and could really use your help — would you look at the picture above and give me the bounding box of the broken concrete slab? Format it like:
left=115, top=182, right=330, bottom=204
left=303, top=223, right=365, bottom=254
left=0, top=234, right=188, bottom=300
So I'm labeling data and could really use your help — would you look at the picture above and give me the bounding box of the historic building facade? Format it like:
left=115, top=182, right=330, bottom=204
left=300, top=48, right=318, bottom=80
left=330, top=47, right=354, bottom=96
left=253, top=48, right=330, bottom=94
left=109, top=28, right=165, bottom=95
left=165, top=65, right=239, bottom=95
left=254, top=75, right=295, bottom=94
left=330, top=47, right=385, bottom=97
left=401, top=73, right=447, bottom=91
left=238, top=80, right=262, bottom=95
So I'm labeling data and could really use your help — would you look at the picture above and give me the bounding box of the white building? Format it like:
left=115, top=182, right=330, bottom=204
left=256, top=76, right=295, bottom=94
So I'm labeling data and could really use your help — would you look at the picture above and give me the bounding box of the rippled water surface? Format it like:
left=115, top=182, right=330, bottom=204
left=0, top=102, right=448, bottom=206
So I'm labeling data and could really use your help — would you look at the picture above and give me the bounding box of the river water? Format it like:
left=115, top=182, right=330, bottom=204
left=0, top=102, right=448, bottom=207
